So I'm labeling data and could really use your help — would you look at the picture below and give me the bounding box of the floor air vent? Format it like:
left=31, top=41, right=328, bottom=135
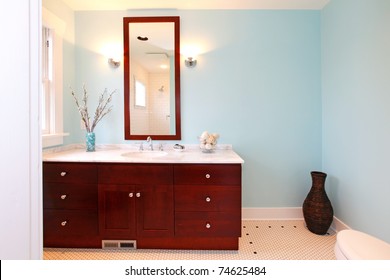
left=102, top=240, right=137, bottom=249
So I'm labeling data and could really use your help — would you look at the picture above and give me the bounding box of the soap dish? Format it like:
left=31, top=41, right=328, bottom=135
left=173, top=144, right=185, bottom=152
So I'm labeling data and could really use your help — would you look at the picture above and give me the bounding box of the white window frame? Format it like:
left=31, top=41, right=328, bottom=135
left=42, top=8, right=68, bottom=148
left=42, top=26, right=52, bottom=135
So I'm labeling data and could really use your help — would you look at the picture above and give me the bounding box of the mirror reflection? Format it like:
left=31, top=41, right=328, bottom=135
left=124, top=17, right=181, bottom=140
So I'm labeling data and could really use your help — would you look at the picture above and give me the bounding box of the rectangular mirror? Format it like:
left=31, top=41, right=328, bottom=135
left=124, top=16, right=181, bottom=140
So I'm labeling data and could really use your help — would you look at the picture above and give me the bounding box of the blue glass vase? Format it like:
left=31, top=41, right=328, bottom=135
left=86, top=132, right=95, bottom=152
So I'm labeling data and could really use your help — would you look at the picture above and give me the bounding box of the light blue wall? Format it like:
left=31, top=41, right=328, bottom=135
left=69, top=10, right=126, bottom=144
left=69, top=9, right=322, bottom=209
left=322, top=0, right=390, bottom=242
left=43, top=4, right=322, bottom=209
left=181, top=10, right=322, bottom=208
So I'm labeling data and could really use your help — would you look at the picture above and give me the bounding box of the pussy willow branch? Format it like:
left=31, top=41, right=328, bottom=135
left=70, top=86, right=91, bottom=132
left=82, top=85, right=91, bottom=132
left=90, top=89, right=116, bottom=132
left=70, top=85, right=116, bottom=133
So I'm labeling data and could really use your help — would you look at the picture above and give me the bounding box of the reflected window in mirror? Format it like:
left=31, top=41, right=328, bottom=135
left=134, top=78, right=146, bottom=107
left=124, top=16, right=181, bottom=140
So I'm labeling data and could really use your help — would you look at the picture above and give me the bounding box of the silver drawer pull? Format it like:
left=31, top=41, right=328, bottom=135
left=205, top=223, right=211, bottom=229
left=129, top=193, right=134, bottom=198
left=205, top=174, right=211, bottom=179
left=60, top=194, right=67, bottom=200
left=61, top=221, right=67, bottom=226
left=205, top=197, right=211, bottom=202
left=136, top=192, right=141, bottom=198
left=60, top=172, right=67, bottom=177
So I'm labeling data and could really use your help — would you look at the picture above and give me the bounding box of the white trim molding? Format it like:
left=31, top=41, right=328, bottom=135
left=330, top=216, right=351, bottom=232
left=242, top=207, right=304, bottom=220
left=29, top=0, right=43, bottom=260
left=242, top=207, right=351, bottom=233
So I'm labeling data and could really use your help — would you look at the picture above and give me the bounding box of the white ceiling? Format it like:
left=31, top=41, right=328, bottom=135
left=61, top=0, right=330, bottom=11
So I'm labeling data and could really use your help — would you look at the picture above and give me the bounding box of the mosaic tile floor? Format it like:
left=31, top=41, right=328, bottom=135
left=44, top=220, right=336, bottom=260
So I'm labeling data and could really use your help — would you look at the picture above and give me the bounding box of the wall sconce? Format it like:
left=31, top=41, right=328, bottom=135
left=185, top=57, right=197, bottom=68
left=108, top=58, right=120, bottom=68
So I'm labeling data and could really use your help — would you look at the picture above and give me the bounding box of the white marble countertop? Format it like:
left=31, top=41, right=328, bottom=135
left=43, top=144, right=244, bottom=164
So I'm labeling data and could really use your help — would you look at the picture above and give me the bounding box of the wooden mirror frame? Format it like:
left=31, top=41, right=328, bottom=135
left=123, top=16, right=181, bottom=140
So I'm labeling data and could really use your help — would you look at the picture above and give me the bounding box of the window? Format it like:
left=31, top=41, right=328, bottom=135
left=42, top=8, right=68, bottom=148
left=42, top=26, right=53, bottom=135
left=135, top=79, right=146, bottom=107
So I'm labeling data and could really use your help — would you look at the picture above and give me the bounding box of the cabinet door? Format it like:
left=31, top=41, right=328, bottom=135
left=98, top=184, right=136, bottom=238
left=136, top=184, right=174, bottom=237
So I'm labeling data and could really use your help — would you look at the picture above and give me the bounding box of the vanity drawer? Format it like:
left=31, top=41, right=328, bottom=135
left=43, top=209, right=98, bottom=236
left=175, top=211, right=241, bottom=237
left=174, top=164, right=241, bottom=185
left=175, top=185, right=241, bottom=212
left=43, top=162, right=97, bottom=184
left=43, top=182, right=97, bottom=210
left=98, top=163, right=173, bottom=185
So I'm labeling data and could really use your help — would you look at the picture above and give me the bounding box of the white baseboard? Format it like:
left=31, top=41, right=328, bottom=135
left=242, top=207, right=303, bottom=220
left=330, top=216, right=351, bottom=232
left=242, top=207, right=350, bottom=233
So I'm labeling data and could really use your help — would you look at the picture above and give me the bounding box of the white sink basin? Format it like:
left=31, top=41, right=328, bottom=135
left=121, top=150, right=168, bottom=159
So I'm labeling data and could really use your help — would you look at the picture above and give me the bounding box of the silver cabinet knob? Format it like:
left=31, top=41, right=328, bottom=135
left=61, top=221, right=67, bottom=226
left=205, top=223, right=211, bottom=229
left=129, top=193, right=134, bottom=198
left=205, top=174, right=211, bottom=179
left=60, top=172, right=67, bottom=177
left=205, top=196, right=211, bottom=202
left=60, top=194, right=67, bottom=200
left=136, top=192, right=141, bottom=198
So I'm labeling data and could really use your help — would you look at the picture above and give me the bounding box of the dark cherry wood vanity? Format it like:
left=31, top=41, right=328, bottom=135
left=43, top=157, right=242, bottom=250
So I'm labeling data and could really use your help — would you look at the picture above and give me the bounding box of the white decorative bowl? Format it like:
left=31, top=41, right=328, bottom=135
left=200, top=147, right=216, bottom=153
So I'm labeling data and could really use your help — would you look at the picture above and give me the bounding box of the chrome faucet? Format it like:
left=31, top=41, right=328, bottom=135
left=146, top=136, right=153, bottom=151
